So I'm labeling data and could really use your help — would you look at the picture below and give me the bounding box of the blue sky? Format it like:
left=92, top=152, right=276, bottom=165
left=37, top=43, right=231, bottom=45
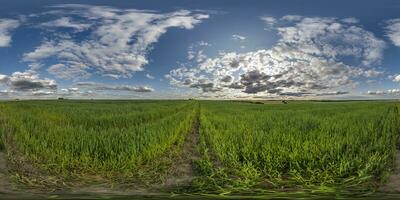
left=1, top=0, right=400, bottom=99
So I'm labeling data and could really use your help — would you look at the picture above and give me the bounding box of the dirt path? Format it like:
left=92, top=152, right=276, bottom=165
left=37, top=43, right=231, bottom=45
left=379, top=150, right=400, bottom=193
left=163, top=109, right=201, bottom=189
left=0, top=151, right=15, bottom=193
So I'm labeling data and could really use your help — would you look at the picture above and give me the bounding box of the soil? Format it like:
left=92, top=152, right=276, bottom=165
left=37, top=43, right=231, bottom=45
left=162, top=112, right=201, bottom=189
left=378, top=150, right=400, bottom=193
left=0, top=152, right=16, bottom=193
left=0, top=151, right=45, bottom=199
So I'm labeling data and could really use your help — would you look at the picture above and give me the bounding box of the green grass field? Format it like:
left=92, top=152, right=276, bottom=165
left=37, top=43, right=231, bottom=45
left=0, top=100, right=399, bottom=194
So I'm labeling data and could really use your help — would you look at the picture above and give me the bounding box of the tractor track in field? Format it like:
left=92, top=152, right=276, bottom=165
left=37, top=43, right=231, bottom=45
left=378, top=149, right=400, bottom=193
left=0, top=151, right=13, bottom=193
left=0, top=151, right=38, bottom=199
left=162, top=106, right=201, bottom=189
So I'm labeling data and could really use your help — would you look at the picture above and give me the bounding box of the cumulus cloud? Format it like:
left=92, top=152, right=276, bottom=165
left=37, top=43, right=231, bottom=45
left=145, top=73, right=155, bottom=79
left=276, top=16, right=385, bottom=66
left=187, top=41, right=211, bottom=62
left=280, top=15, right=302, bottom=22
left=31, top=90, right=56, bottom=96
left=167, top=16, right=385, bottom=97
left=0, top=19, right=19, bottom=47
left=0, top=71, right=57, bottom=92
left=0, top=74, right=9, bottom=83
left=316, top=91, right=349, bottom=96
left=392, top=74, right=400, bottom=82
left=9, top=71, right=57, bottom=91
left=75, top=82, right=154, bottom=92
left=60, top=87, right=79, bottom=93
left=197, top=41, right=211, bottom=46
left=385, top=19, right=400, bottom=46
left=260, top=16, right=277, bottom=26
left=363, top=69, right=384, bottom=77
left=367, top=89, right=400, bottom=95
left=23, top=5, right=209, bottom=80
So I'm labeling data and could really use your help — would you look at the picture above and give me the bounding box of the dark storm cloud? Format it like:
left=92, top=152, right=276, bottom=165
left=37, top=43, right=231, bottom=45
left=189, top=82, right=222, bottom=92
left=11, top=79, right=56, bottom=91
left=0, top=71, right=57, bottom=91
left=220, top=75, right=232, bottom=82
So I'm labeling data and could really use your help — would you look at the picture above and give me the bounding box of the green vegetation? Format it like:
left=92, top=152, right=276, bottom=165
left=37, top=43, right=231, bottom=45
left=0, top=100, right=399, bottom=194
left=0, top=100, right=197, bottom=179
left=195, top=101, right=400, bottom=192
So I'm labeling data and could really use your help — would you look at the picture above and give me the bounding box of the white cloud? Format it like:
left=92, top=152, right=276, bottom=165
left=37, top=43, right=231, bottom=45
left=385, top=19, right=400, bottom=46
left=392, top=74, right=400, bottom=82
left=75, top=82, right=154, bottom=92
left=145, top=73, right=155, bottom=79
left=0, top=74, right=9, bottom=83
left=0, top=70, right=57, bottom=92
left=60, top=87, right=79, bottom=93
left=367, top=89, right=400, bottom=95
left=40, top=17, right=90, bottom=32
left=167, top=16, right=385, bottom=97
left=47, top=63, right=91, bottom=80
left=23, top=5, right=209, bottom=80
left=363, top=69, right=384, bottom=78
left=197, top=41, right=211, bottom=46
left=276, top=17, right=385, bottom=66
left=0, top=19, right=19, bottom=47
left=187, top=41, right=211, bottom=62
left=232, top=34, right=246, bottom=41
left=31, top=90, right=56, bottom=96
left=260, top=16, right=276, bottom=26
left=281, top=15, right=302, bottom=22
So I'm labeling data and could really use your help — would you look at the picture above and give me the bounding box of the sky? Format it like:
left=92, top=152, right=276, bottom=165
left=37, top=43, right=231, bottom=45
left=1, top=0, right=400, bottom=99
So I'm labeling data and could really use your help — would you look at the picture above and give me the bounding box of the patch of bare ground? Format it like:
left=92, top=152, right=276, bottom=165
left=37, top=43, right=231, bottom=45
left=0, top=151, right=14, bottom=193
left=0, top=151, right=49, bottom=199
left=379, top=150, right=400, bottom=193
left=161, top=110, right=201, bottom=190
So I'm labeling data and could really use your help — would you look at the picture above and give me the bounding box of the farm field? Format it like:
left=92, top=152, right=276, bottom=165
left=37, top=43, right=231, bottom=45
left=0, top=100, right=399, bottom=198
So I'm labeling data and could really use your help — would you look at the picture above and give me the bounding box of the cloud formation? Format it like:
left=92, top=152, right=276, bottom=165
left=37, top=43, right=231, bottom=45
left=0, top=19, right=19, bottom=47
left=392, top=74, right=400, bottom=82
left=0, top=71, right=57, bottom=92
left=40, top=17, right=90, bottom=32
left=385, top=19, right=400, bottom=46
left=367, top=89, right=400, bottom=96
left=167, top=16, right=385, bottom=97
left=75, top=82, right=154, bottom=92
left=260, top=16, right=277, bottom=26
left=232, top=34, right=246, bottom=41
left=145, top=73, right=155, bottom=79
left=23, top=5, right=209, bottom=80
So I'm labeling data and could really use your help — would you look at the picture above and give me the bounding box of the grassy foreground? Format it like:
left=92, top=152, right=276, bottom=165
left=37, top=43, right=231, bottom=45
left=0, top=100, right=197, bottom=180
left=196, top=101, right=400, bottom=193
left=0, top=100, right=399, bottom=194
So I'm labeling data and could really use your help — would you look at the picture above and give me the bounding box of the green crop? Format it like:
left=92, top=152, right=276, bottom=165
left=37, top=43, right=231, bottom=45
left=0, top=100, right=399, bottom=193
left=197, top=101, right=400, bottom=191
left=0, top=100, right=197, bottom=178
